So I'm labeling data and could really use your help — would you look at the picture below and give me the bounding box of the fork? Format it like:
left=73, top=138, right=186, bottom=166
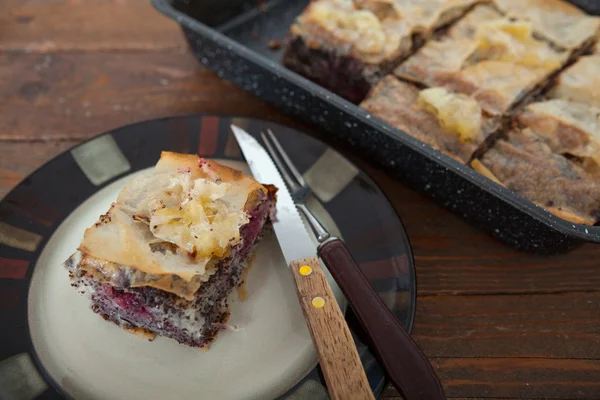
left=261, top=130, right=327, bottom=241
left=261, top=130, right=447, bottom=400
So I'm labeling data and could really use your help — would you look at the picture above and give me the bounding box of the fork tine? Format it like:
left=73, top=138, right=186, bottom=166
left=261, top=131, right=300, bottom=193
left=266, top=129, right=306, bottom=188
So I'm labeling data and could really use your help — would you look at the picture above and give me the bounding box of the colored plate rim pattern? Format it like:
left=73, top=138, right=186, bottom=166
left=0, top=115, right=416, bottom=400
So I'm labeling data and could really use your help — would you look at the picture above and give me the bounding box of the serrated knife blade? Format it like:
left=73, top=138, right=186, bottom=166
left=230, top=125, right=316, bottom=264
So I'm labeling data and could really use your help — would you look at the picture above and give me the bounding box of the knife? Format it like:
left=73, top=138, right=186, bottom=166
left=232, top=125, right=374, bottom=399
left=231, top=125, right=446, bottom=400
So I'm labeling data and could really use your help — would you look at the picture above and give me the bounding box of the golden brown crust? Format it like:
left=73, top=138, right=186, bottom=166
left=394, top=4, right=569, bottom=115
left=474, top=153, right=596, bottom=224
left=122, top=325, right=157, bottom=342
left=549, top=55, right=600, bottom=108
left=78, top=152, right=272, bottom=287
left=357, top=0, right=483, bottom=33
left=78, top=253, right=206, bottom=300
left=470, top=158, right=504, bottom=185
left=290, top=0, right=481, bottom=67
left=517, top=102, right=592, bottom=151
left=393, top=4, right=501, bottom=85
left=494, top=0, right=600, bottom=50
left=394, top=38, right=478, bottom=86
left=156, top=152, right=267, bottom=202
left=360, top=76, right=498, bottom=163
left=545, top=207, right=595, bottom=225
left=516, top=100, right=600, bottom=175
left=497, top=0, right=589, bottom=17
left=290, top=0, right=412, bottom=66
left=477, top=129, right=600, bottom=225
left=447, top=4, right=503, bottom=39
left=454, top=61, right=551, bottom=115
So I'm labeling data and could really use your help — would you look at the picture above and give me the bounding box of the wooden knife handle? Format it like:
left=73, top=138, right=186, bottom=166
left=318, top=239, right=446, bottom=400
left=290, top=256, right=375, bottom=400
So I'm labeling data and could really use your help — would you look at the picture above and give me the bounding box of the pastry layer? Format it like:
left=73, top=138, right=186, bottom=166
left=360, top=75, right=499, bottom=162
left=472, top=129, right=600, bottom=225
left=395, top=4, right=571, bottom=114
left=282, top=0, right=479, bottom=102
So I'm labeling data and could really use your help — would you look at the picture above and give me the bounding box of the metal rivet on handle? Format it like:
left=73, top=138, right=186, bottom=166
left=312, top=297, right=325, bottom=309
left=299, top=265, right=312, bottom=276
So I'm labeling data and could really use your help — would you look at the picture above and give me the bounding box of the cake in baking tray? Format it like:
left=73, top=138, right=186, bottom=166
left=467, top=46, right=600, bottom=225
left=65, top=152, right=277, bottom=348
left=471, top=128, right=600, bottom=225
left=474, top=49, right=600, bottom=224
left=282, top=0, right=600, bottom=225
left=492, top=0, right=600, bottom=51
left=283, top=0, right=600, bottom=106
left=537, top=52, right=600, bottom=179
left=394, top=3, right=573, bottom=115
left=282, top=0, right=482, bottom=103
left=360, top=75, right=500, bottom=163
left=515, top=98, right=600, bottom=179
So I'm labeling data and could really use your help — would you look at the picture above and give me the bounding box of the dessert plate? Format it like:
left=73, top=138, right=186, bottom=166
left=0, top=115, right=416, bottom=400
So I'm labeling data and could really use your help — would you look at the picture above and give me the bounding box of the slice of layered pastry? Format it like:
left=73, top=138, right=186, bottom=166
left=64, top=152, right=277, bottom=348
left=360, top=75, right=499, bottom=163
left=548, top=54, right=600, bottom=108
left=514, top=54, right=600, bottom=178
left=471, top=129, right=600, bottom=225
left=395, top=3, right=574, bottom=115
left=281, top=0, right=480, bottom=103
left=493, top=0, right=600, bottom=51
left=516, top=99, right=600, bottom=178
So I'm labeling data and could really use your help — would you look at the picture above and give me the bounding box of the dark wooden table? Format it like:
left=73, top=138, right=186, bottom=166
left=2, top=1, right=600, bottom=399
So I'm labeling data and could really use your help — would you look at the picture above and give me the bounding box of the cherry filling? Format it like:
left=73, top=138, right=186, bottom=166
left=105, top=287, right=150, bottom=317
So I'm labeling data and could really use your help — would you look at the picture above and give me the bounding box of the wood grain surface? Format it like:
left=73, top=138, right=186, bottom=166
left=2, top=0, right=599, bottom=399
left=290, top=256, right=374, bottom=400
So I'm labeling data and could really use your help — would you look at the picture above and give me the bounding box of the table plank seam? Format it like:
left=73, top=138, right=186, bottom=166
left=418, top=290, right=600, bottom=298
left=0, top=46, right=188, bottom=54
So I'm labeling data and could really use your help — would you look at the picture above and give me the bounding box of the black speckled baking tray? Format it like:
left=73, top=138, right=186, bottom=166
left=151, top=0, right=600, bottom=254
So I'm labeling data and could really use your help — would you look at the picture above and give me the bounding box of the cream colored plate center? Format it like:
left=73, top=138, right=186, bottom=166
left=28, top=160, right=344, bottom=400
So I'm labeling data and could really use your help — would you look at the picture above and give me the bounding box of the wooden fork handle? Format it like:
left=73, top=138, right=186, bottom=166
left=290, top=256, right=375, bottom=400
left=319, top=238, right=446, bottom=400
